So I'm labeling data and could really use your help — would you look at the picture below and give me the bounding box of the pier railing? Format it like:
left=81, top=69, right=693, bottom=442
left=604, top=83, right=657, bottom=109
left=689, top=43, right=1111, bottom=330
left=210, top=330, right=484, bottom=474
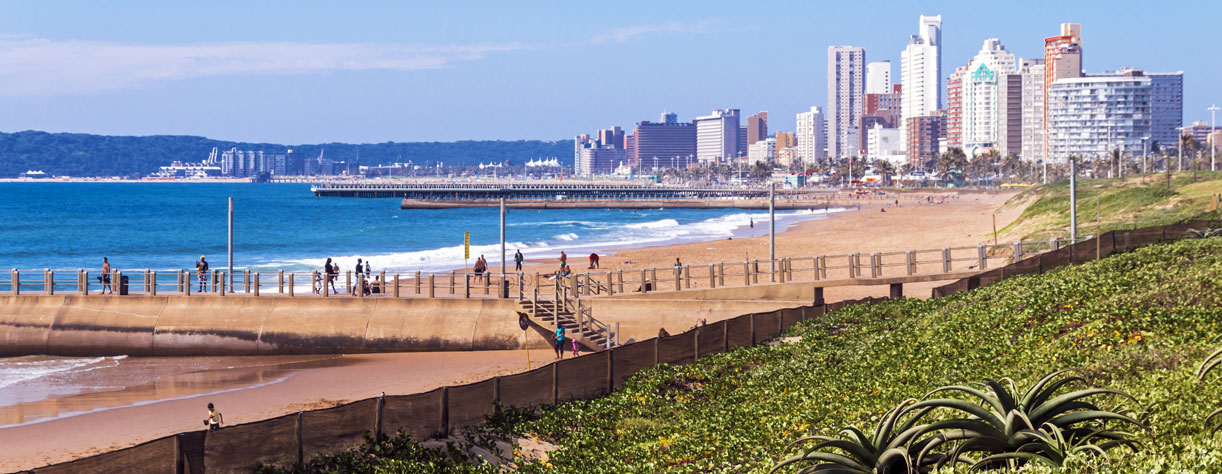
left=0, top=238, right=1084, bottom=300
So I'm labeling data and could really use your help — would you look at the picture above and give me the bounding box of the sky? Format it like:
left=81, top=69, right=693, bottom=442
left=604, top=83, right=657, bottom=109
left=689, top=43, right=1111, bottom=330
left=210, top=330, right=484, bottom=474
left=0, top=0, right=1218, bottom=144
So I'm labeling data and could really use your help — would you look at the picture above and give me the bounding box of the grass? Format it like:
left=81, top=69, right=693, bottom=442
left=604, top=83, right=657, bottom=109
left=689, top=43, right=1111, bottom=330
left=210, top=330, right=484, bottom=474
left=998, top=172, right=1222, bottom=242
left=270, top=236, right=1222, bottom=473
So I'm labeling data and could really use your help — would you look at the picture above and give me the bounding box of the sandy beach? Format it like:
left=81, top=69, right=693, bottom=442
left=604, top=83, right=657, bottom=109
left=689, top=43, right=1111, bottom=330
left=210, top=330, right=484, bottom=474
left=0, top=189, right=1026, bottom=472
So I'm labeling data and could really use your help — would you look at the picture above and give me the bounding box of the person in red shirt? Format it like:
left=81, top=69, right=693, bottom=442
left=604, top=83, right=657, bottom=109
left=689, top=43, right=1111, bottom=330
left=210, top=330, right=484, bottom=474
left=588, top=253, right=600, bottom=269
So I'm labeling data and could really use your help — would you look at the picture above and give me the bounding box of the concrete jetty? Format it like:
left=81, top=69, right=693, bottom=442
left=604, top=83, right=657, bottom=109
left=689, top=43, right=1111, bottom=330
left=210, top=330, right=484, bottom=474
left=400, top=198, right=836, bottom=210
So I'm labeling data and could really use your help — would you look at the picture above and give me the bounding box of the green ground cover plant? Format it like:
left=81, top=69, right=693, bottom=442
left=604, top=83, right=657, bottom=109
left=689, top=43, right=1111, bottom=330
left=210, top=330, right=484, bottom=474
left=270, top=237, right=1222, bottom=473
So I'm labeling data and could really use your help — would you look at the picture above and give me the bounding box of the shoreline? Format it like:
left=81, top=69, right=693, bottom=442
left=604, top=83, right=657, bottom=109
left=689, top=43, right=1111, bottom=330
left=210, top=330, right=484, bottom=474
left=0, top=189, right=1024, bottom=471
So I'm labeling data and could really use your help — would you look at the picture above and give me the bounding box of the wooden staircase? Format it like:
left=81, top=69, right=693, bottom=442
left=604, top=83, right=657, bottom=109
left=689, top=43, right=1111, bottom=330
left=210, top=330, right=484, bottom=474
left=519, top=278, right=616, bottom=351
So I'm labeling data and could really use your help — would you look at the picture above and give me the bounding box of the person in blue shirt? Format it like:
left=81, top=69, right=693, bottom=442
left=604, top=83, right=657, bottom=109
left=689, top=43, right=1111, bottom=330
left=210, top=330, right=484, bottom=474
left=553, top=325, right=566, bottom=360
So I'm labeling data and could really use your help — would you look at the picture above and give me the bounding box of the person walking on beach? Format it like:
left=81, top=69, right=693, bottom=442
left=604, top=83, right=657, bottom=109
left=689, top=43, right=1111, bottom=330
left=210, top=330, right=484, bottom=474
left=559, top=251, right=567, bottom=267
left=588, top=252, right=600, bottom=269
left=195, top=256, right=209, bottom=293
left=553, top=325, right=566, bottom=360
left=514, top=249, right=524, bottom=271
left=204, top=402, right=223, bottom=430
left=100, top=257, right=112, bottom=294
left=571, top=337, right=579, bottom=357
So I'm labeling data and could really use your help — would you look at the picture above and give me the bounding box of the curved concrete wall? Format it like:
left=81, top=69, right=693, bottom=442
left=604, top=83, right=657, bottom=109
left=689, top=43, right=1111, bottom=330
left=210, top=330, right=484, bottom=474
left=0, top=295, right=548, bottom=357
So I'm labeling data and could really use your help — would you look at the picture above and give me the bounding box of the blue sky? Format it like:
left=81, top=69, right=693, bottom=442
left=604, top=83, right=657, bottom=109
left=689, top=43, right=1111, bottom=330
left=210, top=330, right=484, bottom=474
left=0, top=1, right=1217, bottom=144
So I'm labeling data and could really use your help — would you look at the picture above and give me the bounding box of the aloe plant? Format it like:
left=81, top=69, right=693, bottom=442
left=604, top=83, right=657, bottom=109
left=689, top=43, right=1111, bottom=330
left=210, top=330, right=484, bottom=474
left=1199, top=348, right=1222, bottom=435
left=908, top=370, right=1143, bottom=469
left=970, top=422, right=1140, bottom=470
left=770, top=399, right=956, bottom=474
left=1185, top=227, right=1222, bottom=239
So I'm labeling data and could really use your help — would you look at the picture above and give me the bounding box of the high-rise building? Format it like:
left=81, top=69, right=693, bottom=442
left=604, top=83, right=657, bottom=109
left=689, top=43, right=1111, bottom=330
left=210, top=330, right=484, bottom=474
left=962, top=39, right=1017, bottom=153
left=1147, top=71, right=1184, bottom=149
left=996, top=62, right=1028, bottom=158
left=748, top=137, right=777, bottom=164
left=1044, top=23, right=1083, bottom=157
left=945, top=65, right=967, bottom=149
left=632, top=112, right=697, bottom=168
left=828, top=46, right=866, bottom=158
left=860, top=84, right=903, bottom=154
left=1048, top=74, right=1150, bottom=163
left=694, top=109, right=741, bottom=163
left=1019, top=61, right=1046, bottom=162
left=795, top=106, right=827, bottom=164
left=598, top=126, right=625, bottom=149
left=906, top=115, right=945, bottom=166
left=775, top=132, right=797, bottom=150
left=745, top=111, right=769, bottom=146
left=866, top=61, right=892, bottom=94
left=900, top=14, right=942, bottom=151
left=737, top=126, right=749, bottom=158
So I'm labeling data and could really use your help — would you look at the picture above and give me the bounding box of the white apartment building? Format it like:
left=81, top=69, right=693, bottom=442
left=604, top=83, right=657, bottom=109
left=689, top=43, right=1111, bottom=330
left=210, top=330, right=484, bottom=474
left=1047, top=75, right=1151, bottom=163
left=748, top=137, right=777, bottom=164
left=962, top=39, right=1017, bottom=153
left=866, top=123, right=904, bottom=163
left=827, top=46, right=866, bottom=158
left=1019, top=62, right=1046, bottom=162
left=694, top=109, right=740, bottom=163
left=900, top=14, right=942, bottom=151
left=795, top=106, right=827, bottom=164
left=866, top=61, right=892, bottom=94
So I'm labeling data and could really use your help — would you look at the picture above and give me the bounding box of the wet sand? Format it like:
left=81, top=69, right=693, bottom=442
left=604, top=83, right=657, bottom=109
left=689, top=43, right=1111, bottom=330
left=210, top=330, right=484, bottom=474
left=0, top=189, right=1025, bottom=471
left=0, top=350, right=538, bottom=472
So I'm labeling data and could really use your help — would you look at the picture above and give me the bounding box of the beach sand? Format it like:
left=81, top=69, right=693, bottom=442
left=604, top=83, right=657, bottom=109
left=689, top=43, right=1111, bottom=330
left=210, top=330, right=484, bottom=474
left=0, top=189, right=1026, bottom=471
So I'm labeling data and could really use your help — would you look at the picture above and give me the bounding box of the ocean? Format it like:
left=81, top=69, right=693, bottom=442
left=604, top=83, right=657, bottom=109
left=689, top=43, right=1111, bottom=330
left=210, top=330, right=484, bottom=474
left=0, top=182, right=834, bottom=274
left=0, top=182, right=840, bottom=427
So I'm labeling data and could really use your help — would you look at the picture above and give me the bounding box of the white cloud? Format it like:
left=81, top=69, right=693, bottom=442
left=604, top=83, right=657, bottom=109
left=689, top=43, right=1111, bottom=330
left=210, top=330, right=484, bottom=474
left=587, top=19, right=720, bottom=45
left=0, top=21, right=722, bottom=96
left=0, top=38, right=531, bottom=96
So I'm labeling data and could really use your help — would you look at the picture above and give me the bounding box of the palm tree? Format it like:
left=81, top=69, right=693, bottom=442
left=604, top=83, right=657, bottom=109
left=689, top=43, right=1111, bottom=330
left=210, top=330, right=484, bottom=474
left=936, top=148, right=967, bottom=185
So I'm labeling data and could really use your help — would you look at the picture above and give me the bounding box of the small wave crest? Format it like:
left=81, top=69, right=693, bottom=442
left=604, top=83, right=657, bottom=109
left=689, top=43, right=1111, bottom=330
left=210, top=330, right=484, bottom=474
left=0, top=355, right=126, bottom=389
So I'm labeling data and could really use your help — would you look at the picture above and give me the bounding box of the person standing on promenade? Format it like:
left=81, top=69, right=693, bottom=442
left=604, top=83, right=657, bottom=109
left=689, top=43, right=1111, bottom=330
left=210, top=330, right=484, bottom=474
left=352, top=259, right=364, bottom=295
left=100, top=257, right=112, bottom=294
left=324, top=258, right=339, bottom=295
left=195, top=256, right=209, bottom=293
left=674, top=257, right=682, bottom=269
left=473, top=255, right=488, bottom=284
left=553, top=325, right=566, bottom=360
left=514, top=249, right=524, bottom=271
left=588, top=253, right=600, bottom=269
left=364, top=260, right=372, bottom=278
left=204, top=403, right=223, bottom=430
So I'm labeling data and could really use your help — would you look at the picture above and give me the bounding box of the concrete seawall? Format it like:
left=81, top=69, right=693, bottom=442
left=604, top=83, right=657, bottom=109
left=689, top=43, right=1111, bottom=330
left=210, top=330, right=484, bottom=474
left=0, top=295, right=547, bottom=357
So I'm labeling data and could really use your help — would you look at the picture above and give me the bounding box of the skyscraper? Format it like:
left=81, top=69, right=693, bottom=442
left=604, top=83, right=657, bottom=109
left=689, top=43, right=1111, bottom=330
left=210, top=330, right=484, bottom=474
left=1044, top=23, right=1083, bottom=157
left=866, top=61, right=892, bottom=94
left=945, top=65, right=967, bottom=149
left=694, top=109, right=741, bottom=163
left=796, top=106, right=827, bottom=164
left=1019, top=61, right=1046, bottom=162
left=745, top=111, right=769, bottom=146
left=900, top=14, right=942, bottom=151
left=962, top=39, right=1017, bottom=152
left=1048, top=74, right=1150, bottom=162
left=1148, top=71, right=1184, bottom=149
left=827, top=46, right=866, bottom=158
left=633, top=112, right=697, bottom=168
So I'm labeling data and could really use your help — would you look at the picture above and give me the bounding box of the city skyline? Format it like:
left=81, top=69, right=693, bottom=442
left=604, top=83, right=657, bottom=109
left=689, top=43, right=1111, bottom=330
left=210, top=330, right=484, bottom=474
left=0, top=0, right=1217, bottom=144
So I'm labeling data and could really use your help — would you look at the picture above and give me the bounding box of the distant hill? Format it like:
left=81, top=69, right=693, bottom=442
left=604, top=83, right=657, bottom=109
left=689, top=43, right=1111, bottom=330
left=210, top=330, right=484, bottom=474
left=0, top=130, right=573, bottom=177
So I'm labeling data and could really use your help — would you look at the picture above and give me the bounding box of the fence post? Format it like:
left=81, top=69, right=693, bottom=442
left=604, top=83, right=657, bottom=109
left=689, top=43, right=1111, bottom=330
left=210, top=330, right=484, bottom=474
left=375, top=393, right=385, bottom=441
left=184, top=271, right=189, bottom=296
left=1051, top=238, right=1060, bottom=251
left=79, top=269, right=86, bottom=295
left=848, top=254, right=857, bottom=279
left=744, top=261, right=750, bottom=286
left=219, top=271, right=226, bottom=296
left=288, top=274, right=295, bottom=297
left=673, top=267, right=681, bottom=291
left=683, top=266, right=691, bottom=289
left=640, top=269, right=647, bottom=293
left=429, top=274, right=436, bottom=298
left=551, top=364, right=559, bottom=405
left=906, top=251, right=916, bottom=275
left=278, top=270, right=284, bottom=293
left=143, top=269, right=150, bottom=294
left=295, top=413, right=304, bottom=467
left=723, top=319, right=729, bottom=352
left=942, top=248, right=951, bottom=272
left=606, top=271, right=614, bottom=296
left=394, top=274, right=400, bottom=298
left=617, top=270, right=624, bottom=293
left=693, top=326, right=700, bottom=362
left=150, top=271, right=157, bottom=296
left=606, top=349, right=614, bottom=393
left=381, top=270, right=387, bottom=296
left=464, top=274, right=471, bottom=299
left=750, top=313, right=756, bottom=344
left=654, top=337, right=661, bottom=364
left=415, top=271, right=422, bottom=294
left=346, top=271, right=353, bottom=296
left=709, top=264, right=716, bottom=288
left=718, top=263, right=725, bottom=287
left=753, top=260, right=760, bottom=284
left=871, top=253, right=880, bottom=278
left=1014, top=242, right=1023, bottom=260
left=449, top=272, right=456, bottom=295
left=440, top=387, right=450, bottom=434
left=978, top=244, right=987, bottom=269
left=44, top=269, right=52, bottom=295
left=779, top=260, right=787, bottom=283
left=176, top=270, right=183, bottom=293
left=253, top=273, right=259, bottom=297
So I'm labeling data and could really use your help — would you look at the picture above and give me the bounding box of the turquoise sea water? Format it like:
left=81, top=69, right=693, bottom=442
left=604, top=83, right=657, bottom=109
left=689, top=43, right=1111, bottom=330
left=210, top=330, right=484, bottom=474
left=0, top=182, right=833, bottom=274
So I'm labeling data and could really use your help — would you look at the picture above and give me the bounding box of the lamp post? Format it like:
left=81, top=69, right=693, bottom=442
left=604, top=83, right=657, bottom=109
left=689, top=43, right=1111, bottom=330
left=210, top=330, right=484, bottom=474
left=1210, top=104, right=1219, bottom=171
left=1141, top=137, right=1149, bottom=175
